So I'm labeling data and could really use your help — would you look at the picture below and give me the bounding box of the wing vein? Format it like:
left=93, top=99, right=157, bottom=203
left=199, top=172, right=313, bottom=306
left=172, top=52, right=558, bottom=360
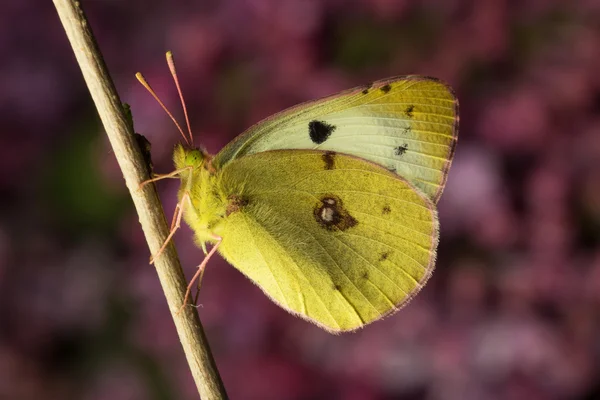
left=240, top=213, right=291, bottom=309
left=262, top=205, right=381, bottom=320
left=323, top=232, right=407, bottom=301
left=342, top=232, right=429, bottom=278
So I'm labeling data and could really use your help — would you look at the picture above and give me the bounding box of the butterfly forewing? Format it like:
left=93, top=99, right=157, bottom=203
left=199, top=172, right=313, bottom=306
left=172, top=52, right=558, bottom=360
left=214, top=77, right=458, bottom=203
left=215, top=150, right=438, bottom=332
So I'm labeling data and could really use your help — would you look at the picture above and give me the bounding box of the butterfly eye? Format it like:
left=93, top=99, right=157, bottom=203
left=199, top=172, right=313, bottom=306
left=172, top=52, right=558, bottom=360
left=184, top=149, right=205, bottom=167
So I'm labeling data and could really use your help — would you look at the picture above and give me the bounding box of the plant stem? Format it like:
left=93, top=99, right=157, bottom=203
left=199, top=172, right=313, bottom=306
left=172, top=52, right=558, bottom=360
left=52, top=1, right=228, bottom=398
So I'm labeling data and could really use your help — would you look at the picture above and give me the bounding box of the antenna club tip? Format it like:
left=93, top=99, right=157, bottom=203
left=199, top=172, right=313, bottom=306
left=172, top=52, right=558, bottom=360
left=135, top=72, right=149, bottom=87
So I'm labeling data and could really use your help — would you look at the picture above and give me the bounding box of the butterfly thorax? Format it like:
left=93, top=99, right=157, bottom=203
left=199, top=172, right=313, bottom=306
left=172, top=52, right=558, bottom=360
left=173, top=143, right=227, bottom=248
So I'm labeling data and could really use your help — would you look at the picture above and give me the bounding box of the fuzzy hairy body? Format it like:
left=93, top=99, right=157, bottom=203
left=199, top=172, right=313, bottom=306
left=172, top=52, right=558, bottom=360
left=173, top=144, right=226, bottom=248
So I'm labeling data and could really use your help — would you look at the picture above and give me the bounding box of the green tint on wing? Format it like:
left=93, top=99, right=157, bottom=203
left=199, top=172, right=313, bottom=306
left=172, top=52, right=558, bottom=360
left=216, top=150, right=438, bottom=332
left=213, top=77, right=458, bottom=204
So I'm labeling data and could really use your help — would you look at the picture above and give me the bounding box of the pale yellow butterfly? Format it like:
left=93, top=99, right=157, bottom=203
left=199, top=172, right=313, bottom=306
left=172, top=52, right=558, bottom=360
left=138, top=52, right=458, bottom=332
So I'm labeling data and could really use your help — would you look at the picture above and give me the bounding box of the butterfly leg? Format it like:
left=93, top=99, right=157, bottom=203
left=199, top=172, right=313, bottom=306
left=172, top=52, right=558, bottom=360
left=137, top=166, right=192, bottom=191
left=177, top=236, right=222, bottom=315
left=149, top=192, right=192, bottom=264
left=192, top=243, right=210, bottom=306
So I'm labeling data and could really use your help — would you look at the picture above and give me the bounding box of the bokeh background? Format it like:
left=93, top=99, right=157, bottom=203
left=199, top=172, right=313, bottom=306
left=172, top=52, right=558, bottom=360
left=2, top=1, right=600, bottom=399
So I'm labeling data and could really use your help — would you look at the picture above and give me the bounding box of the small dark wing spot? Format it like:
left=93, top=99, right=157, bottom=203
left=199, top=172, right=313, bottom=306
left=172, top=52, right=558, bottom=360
left=380, top=84, right=392, bottom=93
left=322, top=151, right=336, bottom=170
left=382, top=205, right=391, bottom=214
left=361, top=271, right=369, bottom=279
left=314, top=195, right=358, bottom=231
left=226, top=195, right=249, bottom=216
left=403, top=126, right=411, bottom=134
left=405, top=105, right=414, bottom=118
left=394, top=144, right=408, bottom=156
left=361, top=88, right=369, bottom=95
left=333, top=284, right=342, bottom=291
left=379, top=252, right=390, bottom=262
left=309, top=120, right=336, bottom=144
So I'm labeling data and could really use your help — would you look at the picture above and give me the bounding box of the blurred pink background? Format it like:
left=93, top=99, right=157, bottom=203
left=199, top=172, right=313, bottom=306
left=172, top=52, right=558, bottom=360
left=2, top=1, right=600, bottom=399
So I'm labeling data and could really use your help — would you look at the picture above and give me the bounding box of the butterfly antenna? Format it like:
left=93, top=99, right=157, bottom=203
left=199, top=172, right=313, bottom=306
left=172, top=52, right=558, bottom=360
left=135, top=72, right=191, bottom=147
left=166, top=51, right=194, bottom=147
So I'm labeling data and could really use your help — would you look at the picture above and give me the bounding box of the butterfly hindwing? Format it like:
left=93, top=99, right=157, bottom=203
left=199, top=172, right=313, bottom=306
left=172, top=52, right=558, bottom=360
left=214, top=77, right=458, bottom=204
left=215, top=150, right=438, bottom=332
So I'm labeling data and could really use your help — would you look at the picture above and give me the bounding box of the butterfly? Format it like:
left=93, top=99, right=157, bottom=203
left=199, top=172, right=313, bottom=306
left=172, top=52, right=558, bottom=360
left=137, top=52, right=458, bottom=333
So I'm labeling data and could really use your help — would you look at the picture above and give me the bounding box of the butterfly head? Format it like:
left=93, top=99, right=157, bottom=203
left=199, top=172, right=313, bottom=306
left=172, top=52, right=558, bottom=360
left=173, top=142, right=210, bottom=171
left=184, top=147, right=205, bottom=167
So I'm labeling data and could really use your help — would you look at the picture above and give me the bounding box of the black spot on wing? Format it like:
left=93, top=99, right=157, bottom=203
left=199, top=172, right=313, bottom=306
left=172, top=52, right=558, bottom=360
left=322, top=151, right=336, bottom=170
left=361, top=271, right=369, bottom=279
left=379, top=252, right=390, bottom=262
left=382, top=205, right=391, bottom=215
left=309, top=120, right=336, bottom=144
left=394, top=144, right=408, bottom=156
left=380, top=84, right=392, bottom=93
left=405, top=105, right=414, bottom=118
left=333, top=284, right=342, bottom=291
